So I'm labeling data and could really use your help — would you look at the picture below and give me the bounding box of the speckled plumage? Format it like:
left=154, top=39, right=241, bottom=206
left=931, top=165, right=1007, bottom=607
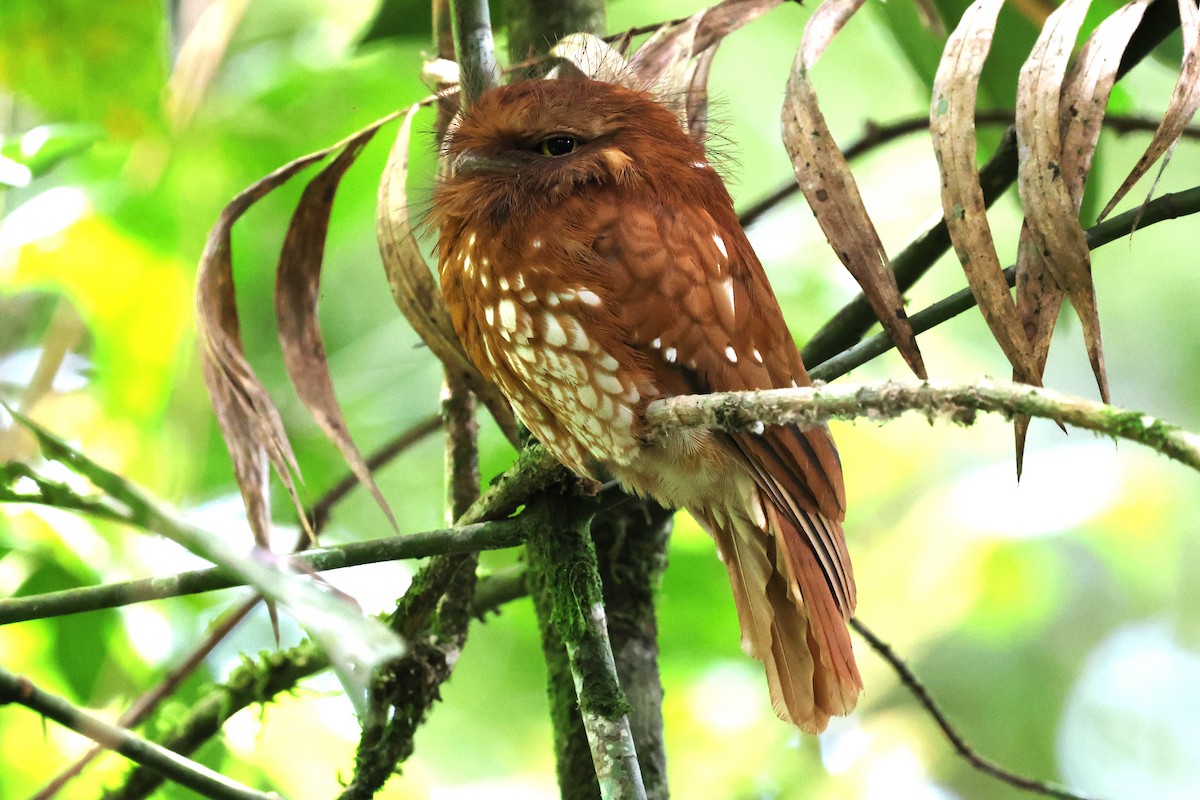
left=432, top=78, right=861, bottom=732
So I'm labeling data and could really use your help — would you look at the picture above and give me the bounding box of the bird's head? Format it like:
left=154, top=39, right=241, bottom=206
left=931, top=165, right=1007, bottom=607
left=433, top=79, right=708, bottom=229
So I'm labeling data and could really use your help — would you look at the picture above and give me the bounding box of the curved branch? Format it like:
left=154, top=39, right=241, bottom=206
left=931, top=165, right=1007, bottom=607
left=849, top=619, right=1096, bottom=800
left=646, top=379, right=1200, bottom=473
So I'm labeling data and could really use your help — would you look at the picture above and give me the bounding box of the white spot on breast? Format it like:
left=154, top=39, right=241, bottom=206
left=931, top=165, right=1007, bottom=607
left=596, top=352, right=619, bottom=371
left=484, top=305, right=495, bottom=326
left=664, top=347, right=677, bottom=363
left=576, top=290, right=602, bottom=307
left=463, top=253, right=472, bottom=271
left=480, top=273, right=488, bottom=288
left=650, top=337, right=661, bottom=349
left=513, top=273, right=525, bottom=290
left=468, top=232, right=477, bottom=246
left=713, top=233, right=728, bottom=259
left=752, top=348, right=763, bottom=363
left=546, top=294, right=561, bottom=307
left=578, top=385, right=598, bottom=409
left=508, top=352, right=533, bottom=380
left=563, top=316, right=590, bottom=351
left=532, top=238, right=543, bottom=249
left=614, top=405, right=635, bottom=429
left=596, top=393, right=615, bottom=420
left=725, top=346, right=738, bottom=363
left=499, top=299, right=517, bottom=331
left=596, top=371, right=623, bottom=395
left=543, top=314, right=567, bottom=346
left=692, top=161, right=709, bottom=169
left=498, top=276, right=509, bottom=291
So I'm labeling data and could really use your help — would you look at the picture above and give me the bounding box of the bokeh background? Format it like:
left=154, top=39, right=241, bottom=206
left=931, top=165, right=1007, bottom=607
left=1, top=0, right=1198, bottom=798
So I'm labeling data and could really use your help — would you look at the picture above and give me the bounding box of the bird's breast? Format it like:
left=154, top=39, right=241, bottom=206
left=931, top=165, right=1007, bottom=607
left=439, top=224, right=653, bottom=477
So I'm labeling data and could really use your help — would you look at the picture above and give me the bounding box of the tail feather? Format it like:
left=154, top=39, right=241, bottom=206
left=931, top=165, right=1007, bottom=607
left=697, top=480, right=861, bottom=732
left=768, top=503, right=861, bottom=717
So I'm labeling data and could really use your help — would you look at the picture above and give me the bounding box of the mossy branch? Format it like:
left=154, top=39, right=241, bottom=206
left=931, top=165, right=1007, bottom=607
left=646, top=379, right=1200, bottom=473
left=524, top=493, right=647, bottom=800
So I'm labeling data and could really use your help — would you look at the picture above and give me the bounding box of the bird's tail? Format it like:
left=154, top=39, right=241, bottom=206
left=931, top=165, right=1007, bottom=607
left=697, top=482, right=861, bottom=733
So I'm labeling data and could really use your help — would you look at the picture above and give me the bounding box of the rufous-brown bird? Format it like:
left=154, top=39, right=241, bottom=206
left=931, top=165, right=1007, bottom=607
left=432, top=77, right=861, bottom=732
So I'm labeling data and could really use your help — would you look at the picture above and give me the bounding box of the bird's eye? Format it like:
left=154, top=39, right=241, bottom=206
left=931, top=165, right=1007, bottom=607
left=538, top=135, right=581, bottom=157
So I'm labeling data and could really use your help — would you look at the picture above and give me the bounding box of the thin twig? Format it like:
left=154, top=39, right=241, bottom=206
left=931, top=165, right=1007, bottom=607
left=849, top=619, right=1097, bottom=800
left=0, top=518, right=526, bottom=624
left=0, top=667, right=281, bottom=800
left=28, top=599, right=256, bottom=800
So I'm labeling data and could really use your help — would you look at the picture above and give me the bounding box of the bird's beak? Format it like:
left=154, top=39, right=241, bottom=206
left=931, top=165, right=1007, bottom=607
left=451, top=149, right=524, bottom=178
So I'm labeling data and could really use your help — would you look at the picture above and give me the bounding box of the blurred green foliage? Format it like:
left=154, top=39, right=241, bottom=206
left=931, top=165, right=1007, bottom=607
left=1, top=1, right=1199, bottom=799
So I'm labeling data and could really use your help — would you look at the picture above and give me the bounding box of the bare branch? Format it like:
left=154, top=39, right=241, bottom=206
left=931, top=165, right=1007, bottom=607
left=850, top=619, right=1097, bottom=800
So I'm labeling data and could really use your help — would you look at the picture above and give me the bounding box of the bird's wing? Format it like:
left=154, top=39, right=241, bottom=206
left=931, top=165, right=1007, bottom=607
left=592, top=194, right=855, bottom=617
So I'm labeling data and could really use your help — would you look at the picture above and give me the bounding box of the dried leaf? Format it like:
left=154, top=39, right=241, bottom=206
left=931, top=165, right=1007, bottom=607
left=1012, top=0, right=1104, bottom=402
left=377, top=103, right=520, bottom=444
left=1098, top=0, right=1200, bottom=219
left=629, top=0, right=783, bottom=88
left=691, top=0, right=786, bottom=52
left=198, top=164, right=322, bottom=547
left=785, top=0, right=926, bottom=378
left=1017, top=0, right=1109, bottom=402
left=801, top=0, right=869, bottom=65
left=1013, top=0, right=1152, bottom=466
left=566, top=1, right=779, bottom=139
left=275, top=125, right=398, bottom=534
left=931, top=0, right=1038, bottom=384
left=549, top=33, right=630, bottom=84
left=198, top=111, right=404, bottom=549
